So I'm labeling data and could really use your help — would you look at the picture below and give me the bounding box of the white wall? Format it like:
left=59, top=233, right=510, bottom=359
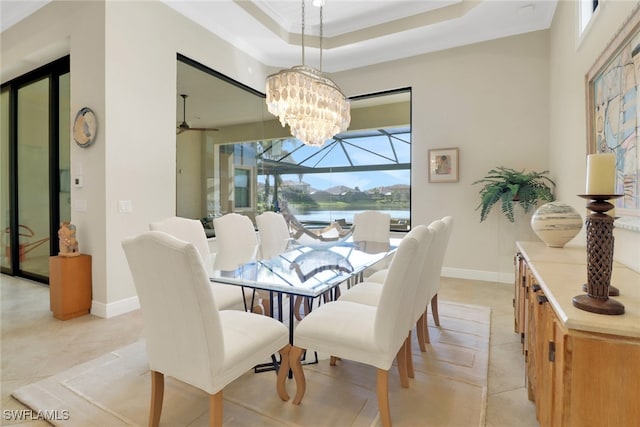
left=549, top=0, right=640, bottom=272
left=73, top=2, right=108, bottom=305
left=335, top=31, right=551, bottom=282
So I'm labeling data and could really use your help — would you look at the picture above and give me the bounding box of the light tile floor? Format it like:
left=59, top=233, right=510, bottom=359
left=0, top=274, right=538, bottom=426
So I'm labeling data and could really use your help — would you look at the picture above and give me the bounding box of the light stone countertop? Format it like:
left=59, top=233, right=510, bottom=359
left=516, top=241, right=640, bottom=338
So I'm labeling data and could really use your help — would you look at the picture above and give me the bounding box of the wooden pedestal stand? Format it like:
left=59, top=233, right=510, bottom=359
left=572, top=195, right=624, bottom=315
left=49, top=254, right=92, bottom=320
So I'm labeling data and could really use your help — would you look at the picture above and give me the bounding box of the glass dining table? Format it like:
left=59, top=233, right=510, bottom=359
left=209, top=238, right=400, bottom=345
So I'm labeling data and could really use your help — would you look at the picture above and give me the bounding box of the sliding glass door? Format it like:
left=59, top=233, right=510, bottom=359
left=1, top=57, right=70, bottom=282
left=16, top=78, right=51, bottom=277
left=1, top=88, right=9, bottom=271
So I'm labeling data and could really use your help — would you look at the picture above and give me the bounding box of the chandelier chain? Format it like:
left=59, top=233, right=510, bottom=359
left=301, top=0, right=305, bottom=66
left=319, top=5, right=323, bottom=72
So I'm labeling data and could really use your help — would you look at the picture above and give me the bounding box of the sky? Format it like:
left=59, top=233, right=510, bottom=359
left=259, top=169, right=409, bottom=192
left=258, top=131, right=411, bottom=191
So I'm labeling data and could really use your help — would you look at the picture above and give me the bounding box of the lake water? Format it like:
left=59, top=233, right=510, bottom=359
left=290, top=209, right=409, bottom=224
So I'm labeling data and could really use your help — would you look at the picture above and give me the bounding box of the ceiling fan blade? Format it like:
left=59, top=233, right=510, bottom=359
left=185, top=127, right=219, bottom=132
left=176, top=93, right=219, bottom=133
left=176, top=126, right=219, bottom=135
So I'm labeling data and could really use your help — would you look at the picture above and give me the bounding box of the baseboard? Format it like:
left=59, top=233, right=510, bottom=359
left=91, top=296, right=140, bottom=319
left=442, top=267, right=514, bottom=284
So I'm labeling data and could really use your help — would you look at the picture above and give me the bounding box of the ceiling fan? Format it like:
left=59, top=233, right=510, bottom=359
left=177, top=94, right=219, bottom=134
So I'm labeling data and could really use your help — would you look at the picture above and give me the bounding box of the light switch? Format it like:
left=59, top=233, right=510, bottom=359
left=118, top=200, right=133, bottom=213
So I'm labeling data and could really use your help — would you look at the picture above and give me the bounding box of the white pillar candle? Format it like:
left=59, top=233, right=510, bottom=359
left=586, top=153, right=616, bottom=194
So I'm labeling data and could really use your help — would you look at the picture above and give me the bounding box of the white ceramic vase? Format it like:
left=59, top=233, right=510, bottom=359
left=530, top=202, right=583, bottom=248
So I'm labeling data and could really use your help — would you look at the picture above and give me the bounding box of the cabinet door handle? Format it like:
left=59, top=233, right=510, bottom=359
left=537, top=295, right=548, bottom=305
left=548, top=341, right=555, bottom=362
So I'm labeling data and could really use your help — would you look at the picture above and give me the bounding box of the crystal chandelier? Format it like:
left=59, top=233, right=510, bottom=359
left=266, top=0, right=350, bottom=147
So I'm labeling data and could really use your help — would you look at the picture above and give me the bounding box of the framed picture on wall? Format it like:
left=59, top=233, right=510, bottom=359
left=428, top=148, right=459, bottom=183
left=586, top=3, right=640, bottom=228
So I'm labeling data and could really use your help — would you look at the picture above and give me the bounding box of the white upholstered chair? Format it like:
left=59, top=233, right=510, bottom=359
left=351, top=210, right=391, bottom=282
left=212, top=213, right=259, bottom=270
left=122, top=231, right=292, bottom=427
left=412, top=220, right=446, bottom=348
left=352, top=210, right=391, bottom=243
left=366, top=216, right=454, bottom=336
left=429, top=216, right=453, bottom=328
left=256, top=211, right=291, bottom=260
left=340, top=218, right=449, bottom=353
left=149, top=216, right=247, bottom=311
left=213, top=213, right=269, bottom=315
left=256, top=211, right=330, bottom=321
left=255, top=211, right=294, bottom=318
left=289, top=225, right=433, bottom=427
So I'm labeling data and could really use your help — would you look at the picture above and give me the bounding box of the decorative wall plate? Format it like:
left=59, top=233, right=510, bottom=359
left=73, top=107, right=97, bottom=148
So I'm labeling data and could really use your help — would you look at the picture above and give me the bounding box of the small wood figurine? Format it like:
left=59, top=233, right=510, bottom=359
left=58, top=222, right=80, bottom=257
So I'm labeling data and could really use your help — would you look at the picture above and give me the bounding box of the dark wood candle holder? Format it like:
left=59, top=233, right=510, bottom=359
left=581, top=196, right=619, bottom=296
left=572, top=194, right=624, bottom=315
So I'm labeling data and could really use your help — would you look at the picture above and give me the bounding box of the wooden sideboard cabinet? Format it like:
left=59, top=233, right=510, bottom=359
left=514, top=241, right=640, bottom=427
left=49, top=254, right=92, bottom=320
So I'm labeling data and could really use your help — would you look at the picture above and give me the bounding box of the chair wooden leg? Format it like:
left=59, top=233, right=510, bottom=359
left=431, top=293, right=440, bottom=326
left=416, top=313, right=427, bottom=352
left=423, top=308, right=431, bottom=343
left=209, top=391, right=223, bottom=427
left=406, top=332, right=414, bottom=379
left=396, top=338, right=409, bottom=388
left=290, top=346, right=307, bottom=405
left=261, top=292, right=271, bottom=317
left=293, top=296, right=304, bottom=321
left=277, top=344, right=291, bottom=401
left=149, top=370, right=164, bottom=427
left=376, top=369, right=392, bottom=427
left=251, top=292, right=272, bottom=316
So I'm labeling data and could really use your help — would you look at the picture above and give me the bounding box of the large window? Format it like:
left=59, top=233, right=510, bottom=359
left=176, top=56, right=411, bottom=231
left=234, top=168, right=252, bottom=208
left=255, top=125, right=411, bottom=226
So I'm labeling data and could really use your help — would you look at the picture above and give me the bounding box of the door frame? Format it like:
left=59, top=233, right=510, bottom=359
left=1, top=56, right=69, bottom=283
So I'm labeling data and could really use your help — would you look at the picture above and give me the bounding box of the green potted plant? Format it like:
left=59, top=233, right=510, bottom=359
left=473, top=167, right=555, bottom=222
